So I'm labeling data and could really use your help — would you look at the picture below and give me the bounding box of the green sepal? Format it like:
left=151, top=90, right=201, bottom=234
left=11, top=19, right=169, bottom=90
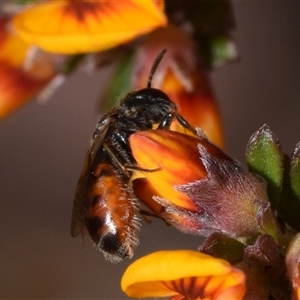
left=199, top=232, right=245, bottom=265
left=246, top=124, right=284, bottom=208
left=99, top=51, right=134, bottom=112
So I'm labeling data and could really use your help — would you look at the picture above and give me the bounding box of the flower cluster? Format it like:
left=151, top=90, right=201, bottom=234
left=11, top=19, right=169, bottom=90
left=0, top=1, right=232, bottom=147
left=128, top=125, right=300, bottom=299
left=2, top=1, right=300, bottom=300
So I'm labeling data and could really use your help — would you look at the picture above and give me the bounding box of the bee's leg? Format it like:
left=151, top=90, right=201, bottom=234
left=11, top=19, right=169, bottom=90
left=102, top=142, right=131, bottom=177
left=125, top=165, right=161, bottom=173
left=139, top=209, right=170, bottom=226
left=174, top=113, right=197, bottom=135
left=113, top=130, right=161, bottom=173
left=103, top=142, right=160, bottom=177
left=157, top=112, right=173, bottom=129
left=157, top=112, right=197, bottom=135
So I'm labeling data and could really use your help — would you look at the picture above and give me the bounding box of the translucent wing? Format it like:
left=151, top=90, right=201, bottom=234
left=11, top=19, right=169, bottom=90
left=71, top=115, right=111, bottom=237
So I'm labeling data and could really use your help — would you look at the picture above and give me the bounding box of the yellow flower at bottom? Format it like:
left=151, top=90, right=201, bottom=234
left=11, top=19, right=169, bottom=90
left=121, top=250, right=246, bottom=300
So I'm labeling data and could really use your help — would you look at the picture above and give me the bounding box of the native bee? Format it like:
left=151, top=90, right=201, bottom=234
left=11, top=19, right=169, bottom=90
left=71, top=50, right=195, bottom=262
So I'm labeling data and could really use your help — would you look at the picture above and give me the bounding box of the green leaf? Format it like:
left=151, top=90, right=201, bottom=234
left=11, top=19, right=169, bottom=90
left=246, top=124, right=284, bottom=208
left=99, top=51, right=134, bottom=112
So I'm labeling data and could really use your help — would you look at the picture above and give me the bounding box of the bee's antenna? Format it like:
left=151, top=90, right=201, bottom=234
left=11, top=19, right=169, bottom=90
left=147, top=49, right=167, bottom=88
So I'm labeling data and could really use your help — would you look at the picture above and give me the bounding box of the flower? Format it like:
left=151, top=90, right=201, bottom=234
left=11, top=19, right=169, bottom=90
left=0, top=17, right=56, bottom=119
left=121, top=250, right=246, bottom=299
left=130, top=129, right=278, bottom=241
left=12, top=0, right=167, bottom=54
left=132, top=25, right=224, bottom=148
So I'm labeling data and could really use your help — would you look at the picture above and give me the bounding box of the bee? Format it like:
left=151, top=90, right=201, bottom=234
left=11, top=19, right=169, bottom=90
left=71, top=49, right=195, bottom=263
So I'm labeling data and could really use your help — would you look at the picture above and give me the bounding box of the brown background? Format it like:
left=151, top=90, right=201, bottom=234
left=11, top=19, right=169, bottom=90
left=1, top=2, right=300, bottom=299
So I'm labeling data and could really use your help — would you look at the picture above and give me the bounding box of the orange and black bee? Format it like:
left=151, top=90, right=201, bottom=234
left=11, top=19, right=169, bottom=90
left=71, top=50, right=195, bottom=262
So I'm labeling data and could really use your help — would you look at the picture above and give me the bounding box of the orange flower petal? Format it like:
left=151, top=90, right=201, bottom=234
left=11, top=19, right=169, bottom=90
left=121, top=250, right=246, bottom=299
left=130, top=130, right=210, bottom=211
left=132, top=178, right=164, bottom=215
left=13, top=0, right=167, bottom=54
left=162, top=68, right=225, bottom=149
left=0, top=17, right=56, bottom=119
left=0, top=17, right=28, bottom=66
left=0, top=62, right=54, bottom=119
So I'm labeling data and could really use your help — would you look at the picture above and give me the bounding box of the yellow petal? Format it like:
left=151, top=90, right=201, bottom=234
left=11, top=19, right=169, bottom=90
left=121, top=250, right=246, bottom=299
left=13, top=0, right=167, bottom=54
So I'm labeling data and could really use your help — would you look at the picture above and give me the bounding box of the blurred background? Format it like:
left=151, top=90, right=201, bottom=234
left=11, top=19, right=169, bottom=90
left=1, top=2, right=300, bottom=299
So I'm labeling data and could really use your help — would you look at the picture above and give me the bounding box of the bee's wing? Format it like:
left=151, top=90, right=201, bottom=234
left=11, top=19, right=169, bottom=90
left=71, top=117, right=111, bottom=237
left=71, top=153, right=91, bottom=237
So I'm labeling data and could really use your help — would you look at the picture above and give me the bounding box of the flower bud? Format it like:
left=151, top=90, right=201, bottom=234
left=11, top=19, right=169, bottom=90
left=133, top=25, right=224, bottom=148
left=130, top=129, right=278, bottom=241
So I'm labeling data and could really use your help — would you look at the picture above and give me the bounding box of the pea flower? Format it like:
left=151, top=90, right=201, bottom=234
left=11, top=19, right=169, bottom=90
left=121, top=250, right=246, bottom=300
left=12, top=0, right=167, bottom=54
left=130, top=129, right=278, bottom=241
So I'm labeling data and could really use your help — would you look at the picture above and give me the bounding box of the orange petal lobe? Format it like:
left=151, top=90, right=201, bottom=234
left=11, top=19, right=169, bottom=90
left=13, top=0, right=167, bottom=54
left=130, top=130, right=207, bottom=211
